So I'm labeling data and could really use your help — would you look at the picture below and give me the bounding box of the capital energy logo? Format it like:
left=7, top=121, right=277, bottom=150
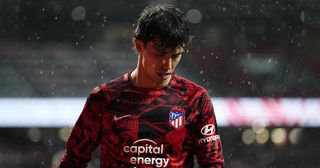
left=198, top=124, right=221, bottom=144
left=123, top=139, right=169, bottom=167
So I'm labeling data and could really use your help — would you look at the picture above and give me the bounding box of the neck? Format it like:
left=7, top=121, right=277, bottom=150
left=130, top=68, right=171, bottom=88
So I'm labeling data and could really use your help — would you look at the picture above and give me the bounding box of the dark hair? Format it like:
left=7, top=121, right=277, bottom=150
left=133, top=4, right=191, bottom=50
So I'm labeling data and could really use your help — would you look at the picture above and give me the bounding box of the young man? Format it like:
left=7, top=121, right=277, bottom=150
left=60, top=4, right=224, bottom=168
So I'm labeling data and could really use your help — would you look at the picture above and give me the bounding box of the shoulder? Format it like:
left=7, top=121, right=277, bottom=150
left=171, top=73, right=208, bottom=98
left=90, top=73, right=131, bottom=99
left=106, top=73, right=131, bottom=90
left=172, top=73, right=207, bottom=93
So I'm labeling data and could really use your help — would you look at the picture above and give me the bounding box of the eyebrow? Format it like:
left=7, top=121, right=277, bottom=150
left=154, top=48, right=184, bottom=56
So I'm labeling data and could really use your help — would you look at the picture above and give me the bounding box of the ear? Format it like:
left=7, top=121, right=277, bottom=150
left=134, top=38, right=144, bottom=54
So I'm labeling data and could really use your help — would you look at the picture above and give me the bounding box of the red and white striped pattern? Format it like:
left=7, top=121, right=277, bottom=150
left=171, top=115, right=184, bottom=128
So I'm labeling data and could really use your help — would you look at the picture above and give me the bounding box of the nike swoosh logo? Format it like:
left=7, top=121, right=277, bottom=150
left=114, top=114, right=131, bottom=121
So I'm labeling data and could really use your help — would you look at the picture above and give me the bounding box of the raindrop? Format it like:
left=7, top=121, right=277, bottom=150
left=28, top=128, right=41, bottom=142
left=247, top=52, right=252, bottom=58
left=75, top=42, right=79, bottom=46
left=186, top=9, right=202, bottom=24
left=48, top=139, right=53, bottom=146
left=33, top=150, right=40, bottom=156
left=202, top=56, right=206, bottom=59
left=200, top=70, right=203, bottom=74
left=71, top=6, right=86, bottom=21
left=297, top=42, right=301, bottom=47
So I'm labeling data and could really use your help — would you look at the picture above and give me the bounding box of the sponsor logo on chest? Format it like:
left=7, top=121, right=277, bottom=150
left=123, top=139, right=169, bottom=167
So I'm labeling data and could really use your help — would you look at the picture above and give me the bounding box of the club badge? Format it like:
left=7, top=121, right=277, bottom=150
left=169, top=111, right=185, bottom=128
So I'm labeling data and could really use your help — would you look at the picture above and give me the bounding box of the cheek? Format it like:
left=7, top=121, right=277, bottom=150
left=142, top=55, right=157, bottom=70
left=172, top=58, right=181, bottom=68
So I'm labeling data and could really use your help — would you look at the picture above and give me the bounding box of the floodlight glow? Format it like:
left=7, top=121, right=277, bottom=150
left=0, top=97, right=319, bottom=127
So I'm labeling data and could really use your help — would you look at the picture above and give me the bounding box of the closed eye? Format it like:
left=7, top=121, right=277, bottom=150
left=155, top=51, right=166, bottom=57
left=172, top=53, right=182, bottom=59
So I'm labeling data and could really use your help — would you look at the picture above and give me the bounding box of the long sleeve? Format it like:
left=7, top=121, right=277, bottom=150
left=193, top=91, right=224, bottom=168
left=60, top=86, right=106, bottom=168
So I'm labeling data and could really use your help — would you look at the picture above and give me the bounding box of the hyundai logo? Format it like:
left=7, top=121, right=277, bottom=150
left=200, top=124, right=215, bottom=136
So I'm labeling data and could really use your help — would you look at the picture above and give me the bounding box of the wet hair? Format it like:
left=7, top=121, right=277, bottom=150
left=133, top=4, right=191, bottom=50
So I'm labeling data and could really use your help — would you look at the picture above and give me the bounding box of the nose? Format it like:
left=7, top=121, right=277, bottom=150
left=162, top=58, right=172, bottom=71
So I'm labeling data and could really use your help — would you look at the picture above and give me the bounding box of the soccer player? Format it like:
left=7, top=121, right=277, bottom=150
left=60, top=4, right=224, bottom=168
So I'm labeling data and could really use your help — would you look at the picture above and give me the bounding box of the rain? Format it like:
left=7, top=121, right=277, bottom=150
left=0, top=0, right=320, bottom=168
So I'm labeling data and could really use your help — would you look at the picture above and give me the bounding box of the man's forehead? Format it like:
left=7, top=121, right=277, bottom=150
left=150, top=40, right=184, bottom=54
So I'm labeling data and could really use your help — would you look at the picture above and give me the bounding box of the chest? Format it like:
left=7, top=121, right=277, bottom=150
left=103, top=91, right=196, bottom=140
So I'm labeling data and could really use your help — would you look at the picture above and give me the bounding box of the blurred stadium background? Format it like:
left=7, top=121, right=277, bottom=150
left=0, top=0, right=320, bottom=167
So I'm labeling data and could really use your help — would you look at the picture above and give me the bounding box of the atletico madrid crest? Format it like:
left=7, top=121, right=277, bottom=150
left=169, top=111, right=185, bottom=128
